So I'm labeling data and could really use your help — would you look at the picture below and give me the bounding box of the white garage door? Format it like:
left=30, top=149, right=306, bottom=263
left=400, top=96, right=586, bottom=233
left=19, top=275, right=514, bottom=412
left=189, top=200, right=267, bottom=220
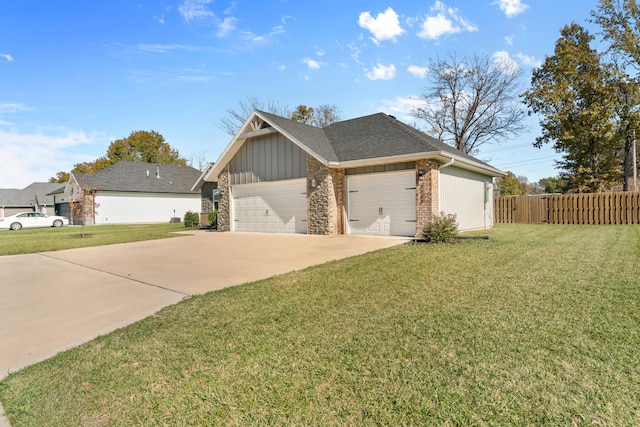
left=232, top=179, right=307, bottom=233
left=346, top=172, right=416, bottom=237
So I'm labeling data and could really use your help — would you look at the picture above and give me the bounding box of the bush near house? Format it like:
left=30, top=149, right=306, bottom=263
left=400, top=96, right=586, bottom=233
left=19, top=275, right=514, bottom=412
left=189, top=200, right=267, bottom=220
left=423, top=212, right=459, bottom=243
left=207, top=210, right=218, bottom=229
left=183, top=211, right=199, bottom=228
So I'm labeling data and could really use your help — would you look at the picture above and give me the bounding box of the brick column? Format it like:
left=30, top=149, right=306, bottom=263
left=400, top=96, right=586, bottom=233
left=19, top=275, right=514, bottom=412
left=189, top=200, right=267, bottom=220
left=307, top=155, right=344, bottom=235
left=416, top=159, right=439, bottom=237
left=217, top=167, right=231, bottom=232
left=199, top=181, right=217, bottom=227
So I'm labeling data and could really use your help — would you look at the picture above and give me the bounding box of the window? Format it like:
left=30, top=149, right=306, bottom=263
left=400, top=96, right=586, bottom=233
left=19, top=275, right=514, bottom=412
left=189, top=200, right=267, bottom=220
left=213, top=189, right=219, bottom=211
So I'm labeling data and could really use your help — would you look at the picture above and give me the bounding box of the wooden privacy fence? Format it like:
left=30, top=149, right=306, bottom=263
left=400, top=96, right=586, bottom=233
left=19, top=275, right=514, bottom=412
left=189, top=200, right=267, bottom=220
left=494, top=192, right=640, bottom=224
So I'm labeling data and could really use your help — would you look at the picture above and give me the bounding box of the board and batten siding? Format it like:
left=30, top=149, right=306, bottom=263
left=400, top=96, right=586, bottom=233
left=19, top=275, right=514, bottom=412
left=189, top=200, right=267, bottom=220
left=93, top=192, right=201, bottom=224
left=229, top=134, right=306, bottom=185
left=439, top=166, right=494, bottom=231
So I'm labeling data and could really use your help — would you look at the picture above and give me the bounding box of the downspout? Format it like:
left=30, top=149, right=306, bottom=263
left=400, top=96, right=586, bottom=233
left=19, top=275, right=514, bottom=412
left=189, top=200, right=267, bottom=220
left=440, top=157, right=455, bottom=169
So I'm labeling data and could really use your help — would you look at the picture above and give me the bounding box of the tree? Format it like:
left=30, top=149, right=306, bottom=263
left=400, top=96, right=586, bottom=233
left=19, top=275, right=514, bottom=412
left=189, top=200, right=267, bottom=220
left=218, top=96, right=290, bottom=136
left=219, top=98, right=342, bottom=136
left=538, top=176, right=568, bottom=193
left=49, top=130, right=187, bottom=180
left=105, top=130, right=186, bottom=166
left=411, top=53, right=526, bottom=155
left=496, top=171, right=523, bottom=195
left=523, top=24, right=622, bottom=192
left=592, top=1, right=640, bottom=190
left=49, top=171, right=70, bottom=183
left=291, top=104, right=342, bottom=127
left=69, top=175, right=99, bottom=238
left=592, top=0, right=640, bottom=70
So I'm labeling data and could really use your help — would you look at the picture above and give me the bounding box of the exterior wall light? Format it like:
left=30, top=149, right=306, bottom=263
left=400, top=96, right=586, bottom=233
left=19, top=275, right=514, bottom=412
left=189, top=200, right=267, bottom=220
left=418, top=170, right=425, bottom=180
left=311, top=177, right=318, bottom=188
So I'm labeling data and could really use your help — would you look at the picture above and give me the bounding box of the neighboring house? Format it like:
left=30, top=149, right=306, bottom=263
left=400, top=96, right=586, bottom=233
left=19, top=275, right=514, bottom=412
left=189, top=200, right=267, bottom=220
left=0, top=182, right=65, bottom=218
left=56, top=161, right=202, bottom=225
left=194, top=110, right=506, bottom=237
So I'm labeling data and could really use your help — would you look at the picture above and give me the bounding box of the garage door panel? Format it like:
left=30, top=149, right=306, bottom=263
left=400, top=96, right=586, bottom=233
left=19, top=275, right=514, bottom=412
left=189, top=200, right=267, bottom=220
left=232, top=180, right=307, bottom=234
left=346, top=172, right=416, bottom=237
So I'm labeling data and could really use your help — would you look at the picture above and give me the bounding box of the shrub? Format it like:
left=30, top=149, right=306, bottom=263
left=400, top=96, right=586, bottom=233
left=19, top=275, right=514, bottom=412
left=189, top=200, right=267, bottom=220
left=423, top=212, right=459, bottom=243
left=207, top=210, right=218, bottom=229
left=183, top=211, right=199, bottom=228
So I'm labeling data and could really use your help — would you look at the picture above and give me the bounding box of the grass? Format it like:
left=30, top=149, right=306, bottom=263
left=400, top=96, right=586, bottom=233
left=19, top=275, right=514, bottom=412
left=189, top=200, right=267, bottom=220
left=1, top=224, right=640, bottom=425
left=0, top=223, right=193, bottom=255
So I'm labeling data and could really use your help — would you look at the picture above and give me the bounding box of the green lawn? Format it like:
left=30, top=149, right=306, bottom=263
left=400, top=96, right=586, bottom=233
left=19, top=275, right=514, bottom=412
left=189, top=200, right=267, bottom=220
left=0, top=223, right=192, bottom=255
left=1, top=224, right=639, bottom=425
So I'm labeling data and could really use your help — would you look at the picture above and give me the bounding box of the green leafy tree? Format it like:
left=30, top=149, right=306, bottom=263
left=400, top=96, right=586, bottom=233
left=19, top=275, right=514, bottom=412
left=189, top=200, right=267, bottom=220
left=105, top=130, right=186, bottom=165
left=523, top=24, right=621, bottom=192
left=48, top=171, right=70, bottom=183
left=291, top=104, right=342, bottom=127
left=411, top=53, right=526, bottom=155
left=538, top=176, right=569, bottom=193
left=592, top=0, right=640, bottom=69
left=496, top=171, right=523, bottom=195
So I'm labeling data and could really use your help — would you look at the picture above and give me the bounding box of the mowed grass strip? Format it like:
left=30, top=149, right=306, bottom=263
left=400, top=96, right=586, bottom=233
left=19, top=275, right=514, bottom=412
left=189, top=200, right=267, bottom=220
left=1, top=225, right=639, bottom=425
left=0, top=223, right=191, bottom=255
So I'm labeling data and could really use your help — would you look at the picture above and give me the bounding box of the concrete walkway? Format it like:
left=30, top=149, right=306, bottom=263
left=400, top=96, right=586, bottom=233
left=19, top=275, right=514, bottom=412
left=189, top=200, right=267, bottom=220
left=1, top=231, right=406, bottom=378
left=0, top=231, right=405, bottom=425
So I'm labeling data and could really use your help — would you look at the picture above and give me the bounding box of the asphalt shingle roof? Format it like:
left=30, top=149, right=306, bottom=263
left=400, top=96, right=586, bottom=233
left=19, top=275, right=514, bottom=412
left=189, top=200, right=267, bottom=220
left=74, top=161, right=201, bottom=194
left=255, top=110, right=493, bottom=167
left=0, top=182, right=64, bottom=207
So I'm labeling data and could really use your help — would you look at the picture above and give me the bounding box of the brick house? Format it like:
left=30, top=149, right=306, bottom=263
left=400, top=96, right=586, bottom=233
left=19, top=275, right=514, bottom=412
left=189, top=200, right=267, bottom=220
left=194, top=110, right=505, bottom=237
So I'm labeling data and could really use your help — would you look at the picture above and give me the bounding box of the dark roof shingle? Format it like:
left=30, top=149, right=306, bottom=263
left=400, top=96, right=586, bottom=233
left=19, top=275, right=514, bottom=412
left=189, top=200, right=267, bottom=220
left=74, top=161, right=201, bottom=194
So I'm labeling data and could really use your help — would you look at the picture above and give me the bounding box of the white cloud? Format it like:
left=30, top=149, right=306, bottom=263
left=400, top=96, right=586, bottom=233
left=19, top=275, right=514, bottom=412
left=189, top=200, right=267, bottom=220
left=505, top=35, right=514, bottom=45
left=418, top=1, right=477, bottom=40
left=494, top=0, right=529, bottom=18
left=278, top=64, right=286, bottom=71
left=240, top=25, right=285, bottom=45
left=155, top=14, right=165, bottom=24
left=408, top=65, right=429, bottom=78
left=348, top=43, right=363, bottom=65
left=493, top=51, right=520, bottom=73
left=178, top=0, right=215, bottom=21
left=379, top=96, right=424, bottom=122
left=0, top=53, right=14, bottom=62
left=303, top=57, right=322, bottom=71
left=217, top=16, right=237, bottom=37
left=0, top=103, right=32, bottom=113
left=366, top=63, right=396, bottom=80
left=358, top=7, right=405, bottom=43
left=516, top=52, right=542, bottom=68
left=0, top=128, right=102, bottom=189
left=135, top=43, right=199, bottom=54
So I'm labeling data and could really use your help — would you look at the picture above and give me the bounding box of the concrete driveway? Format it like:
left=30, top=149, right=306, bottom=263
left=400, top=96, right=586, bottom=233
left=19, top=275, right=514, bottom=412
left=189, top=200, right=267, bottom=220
left=0, top=231, right=406, bottom=379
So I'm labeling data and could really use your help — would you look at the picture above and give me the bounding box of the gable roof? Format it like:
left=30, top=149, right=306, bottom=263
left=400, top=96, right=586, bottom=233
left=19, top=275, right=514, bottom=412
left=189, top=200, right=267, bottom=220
left=70, top=161, right=201, bottom=194
left=203, top=110, right=505, bottom=184
left=0, top=182, right=64, bottom=207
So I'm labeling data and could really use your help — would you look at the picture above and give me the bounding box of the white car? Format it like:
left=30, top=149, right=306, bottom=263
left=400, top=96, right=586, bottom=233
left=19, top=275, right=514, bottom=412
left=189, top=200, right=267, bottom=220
left=0, top=212, right=69, bottom=230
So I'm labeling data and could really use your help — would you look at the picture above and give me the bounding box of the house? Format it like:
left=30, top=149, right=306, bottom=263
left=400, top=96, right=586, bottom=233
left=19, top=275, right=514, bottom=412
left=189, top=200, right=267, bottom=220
left=0, top=182, right=65, bottom=218
left=55, top=161, right=202, bottom=225
left=195, top=110, right=505, bottom=237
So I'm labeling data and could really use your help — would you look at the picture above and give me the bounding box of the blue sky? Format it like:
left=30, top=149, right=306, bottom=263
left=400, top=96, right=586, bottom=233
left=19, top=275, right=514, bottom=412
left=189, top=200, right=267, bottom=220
left=1, top=0, right=601, bottom=189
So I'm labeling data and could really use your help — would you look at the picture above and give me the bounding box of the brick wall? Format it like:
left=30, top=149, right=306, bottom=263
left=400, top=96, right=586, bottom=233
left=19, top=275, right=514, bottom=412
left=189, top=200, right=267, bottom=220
left=217, top=167, right=231, bottom=232
left=307, top=155, right=344, bottom=235
left=199, top=181, right=217, bottom=227
left=416, top=159, right=439, bottom=236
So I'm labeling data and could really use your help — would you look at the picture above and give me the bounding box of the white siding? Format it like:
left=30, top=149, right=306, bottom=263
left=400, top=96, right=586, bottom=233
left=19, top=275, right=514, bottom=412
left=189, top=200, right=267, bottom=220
left=439, top=167, right=494, bottom=231
left=94, top=192, right=201, bottom=224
